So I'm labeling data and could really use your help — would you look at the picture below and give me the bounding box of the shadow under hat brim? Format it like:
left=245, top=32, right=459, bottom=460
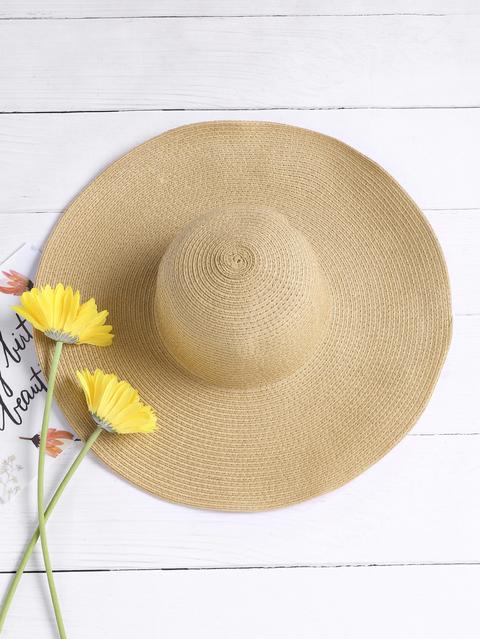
left=34, top=121, right=451, bottom=511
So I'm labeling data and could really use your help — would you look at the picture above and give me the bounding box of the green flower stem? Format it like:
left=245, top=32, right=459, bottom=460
left=0, top=426, right=103, bottom=634
left=38, top=340, right=66, bottom=638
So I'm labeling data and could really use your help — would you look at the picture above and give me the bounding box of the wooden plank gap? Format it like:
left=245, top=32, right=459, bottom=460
left=0, top=13, right=470, bottom=21
left=4, top=560, right=480, bottom=575
left=3, top=105, right=480, bottom=115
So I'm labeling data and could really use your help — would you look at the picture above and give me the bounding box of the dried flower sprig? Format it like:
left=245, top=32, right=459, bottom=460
left=3, top=284, right=113, bottom=639
left=19, top=428, right=79, bottom=458
left=0, top=270, right=33, bottom=296
left=0, top=370, right=156, bottom=635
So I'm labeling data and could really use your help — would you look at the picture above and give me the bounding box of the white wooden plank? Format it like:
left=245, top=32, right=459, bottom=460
left=1, top=207, right=479, bottom=320
left=1, top=433, right=480, bottom=571
left=1, top=109, right=479, bottom=213
left=0, top=214, right=57, bottom=261
left=1, top=0, right=479, bottom=19
left=0, top=213, right=478, bottom=434
left=427, top=211, right=480, bottom=316
left=1, top=565, right=479, bottom=638
left=414, top=315, right=480, bottom=433
left=2, top=110, right=480, bottom=314
left=0, top=213, right=478, bottom=436
left=0, top=7, right=473, bottom=633
left=1, top=16, right=479, bottom=111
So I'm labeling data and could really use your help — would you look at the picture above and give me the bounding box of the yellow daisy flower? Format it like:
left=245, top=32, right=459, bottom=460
left=76, top=369, right=157, bottom=434
left=12, top=284, right=113, bottom=346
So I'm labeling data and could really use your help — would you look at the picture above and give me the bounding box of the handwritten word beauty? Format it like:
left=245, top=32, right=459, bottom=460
left=0, top=366, right=46, bottom=431
left=0, top=315, right=46, bottom=431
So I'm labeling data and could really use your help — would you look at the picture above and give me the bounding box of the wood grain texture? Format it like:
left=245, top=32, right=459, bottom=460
left=2, top=207, right=479, bottom=320
left=2, top=0, right=479, bottom=19
left=0, top=215, right=57, bottom=260
left=1, top=15, right=479, bottom=111
left=2, top=433, right=480, bottom=571
left=2, top=564, right=480, bottom=638
left=2, top=109, right=479, bottom=212
left=1, top=214, right=479, bottom=440
left=2, top=110, right=479, bottom=318
left=0, top=6, right=478, bottom=636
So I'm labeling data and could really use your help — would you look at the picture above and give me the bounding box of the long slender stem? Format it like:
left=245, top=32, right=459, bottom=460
left=0, top=427, right=103, bottom=634
left=37, top=340, right=66, bottom=638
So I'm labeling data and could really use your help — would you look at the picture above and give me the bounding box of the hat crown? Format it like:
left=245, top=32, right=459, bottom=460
left=155, top=207, right=330, bottom=388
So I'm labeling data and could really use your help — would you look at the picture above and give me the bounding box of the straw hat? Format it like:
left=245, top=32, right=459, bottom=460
left=35, top=121, right=451, bottom=511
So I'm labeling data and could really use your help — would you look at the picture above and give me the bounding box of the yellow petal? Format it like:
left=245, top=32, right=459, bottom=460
left=76, top=369, right=157, bottom=435
left=12, top=284, right=113, bottom=346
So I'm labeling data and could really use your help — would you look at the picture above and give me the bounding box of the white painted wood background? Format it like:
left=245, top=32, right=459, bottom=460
left=1, top=2, right=479, bottom=637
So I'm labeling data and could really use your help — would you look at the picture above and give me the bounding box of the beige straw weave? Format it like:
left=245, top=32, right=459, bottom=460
left=35, top=121, right=451, bottom=511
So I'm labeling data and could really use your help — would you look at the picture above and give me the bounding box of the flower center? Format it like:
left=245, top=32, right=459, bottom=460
left=44, top=329, right=79, bottom=344
left=90, top=412, right=115, bottom=433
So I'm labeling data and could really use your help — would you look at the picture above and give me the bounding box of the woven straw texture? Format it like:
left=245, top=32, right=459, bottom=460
left=35, top=121, right=451, bottom=511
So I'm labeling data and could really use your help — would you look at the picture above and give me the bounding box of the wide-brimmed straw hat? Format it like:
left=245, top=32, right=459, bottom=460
left=35, top=121, right=451, bottom=511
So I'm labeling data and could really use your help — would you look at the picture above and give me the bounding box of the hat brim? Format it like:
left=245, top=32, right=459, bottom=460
left=35, top=121, right=451, bottom=511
